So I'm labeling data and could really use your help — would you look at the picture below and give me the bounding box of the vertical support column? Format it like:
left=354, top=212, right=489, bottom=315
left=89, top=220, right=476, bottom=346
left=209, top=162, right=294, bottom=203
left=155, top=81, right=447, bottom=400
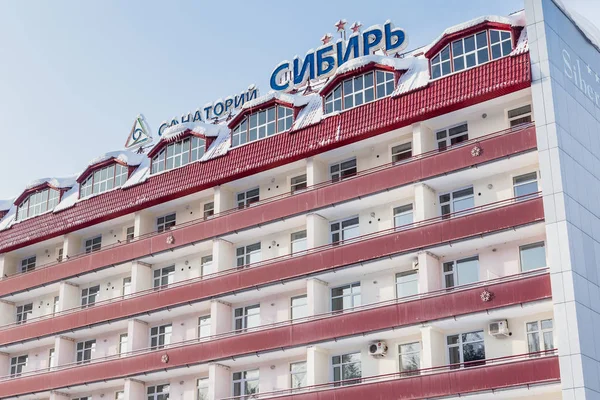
left=307, top=278, right=329, bottom=316
left=209, top=363, right=231, bottom=399
left=131, top=261, right=152, bottom=293
left=0, top=300, right=14, bottom=325
left=414, top=183, right=438, bottom=221
left=124, top=378, right=145, bottom=399
left=54, top=336, right=76, bottom=366
left=307, top=346, right=329, bottom=385
left=127, top=319, right=149, bottom=352
left=417, top=251, right=441, bottom=293
left=420, top=326, right=445, bottom=368
left=212, top=239, right=233, bottom=272
left=210, top=300, right=232, bottom=335
left=306, top=213, right=329, bottom=249
left=412, top=122, right=434, bottom=155
left=213, top=186, right=234, bottom=214
left=134, top=210, right=154, bottom=238
left=306, top=157, right=328, bottom=186
left=58, top=281, right=80, bottom=312
left=0, top=253, right=16, bottom=277
left=0, top=352, right=9, bottom=377
left=62, top=233, right=81, bottom=259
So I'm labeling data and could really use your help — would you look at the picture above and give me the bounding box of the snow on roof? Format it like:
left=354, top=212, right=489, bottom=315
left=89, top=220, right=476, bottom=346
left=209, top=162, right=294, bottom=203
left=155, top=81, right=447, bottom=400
left=0, top=198, right=15, bottom=211
left=553, top=0, right=600, bottom=53
left=161, top=120, right=224, bottom=140
left=52, top=184, right=80, bottom=213
left=423, top=11, right=526, bottom=54
left=393, top=56, right=430, bottom=96
left=88, top=150, right=145, bottom=167
left=511, top=27, right=529, bottom=56
left=242, top=91, right=311, bottom=110
left=292, top=93, right=323, bottom=131
left=25, top=176, right=77, bottom=190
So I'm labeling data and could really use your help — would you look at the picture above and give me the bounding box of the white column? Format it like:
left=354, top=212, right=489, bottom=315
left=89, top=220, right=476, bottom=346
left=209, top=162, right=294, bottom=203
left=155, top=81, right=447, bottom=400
left=134, top=210, right=154, bottom=237
left=209, top=363, right=231, bottom=399
left=58, top=281, right=80, bottom=312
left=49, top=392, right=70, bottom=400
left=414, top=183, right=438, bottom=221
left=124, top=378, right=145, bottom=399
left=213, top=186, right=234, bottom=214
left=307, top=278, right=329, bottom=316
left=0, top=352, right=9, bottom=376
left=210, top=300, right=232, bottom=335
left=62, top=233, right=82, bottom=259
left=127, top=319, right=149, bottom=352
left=131, top=261, right=152, bottom=293
left=54, top=336, right=76, bottom=366
left=0, top=253, right=16, bottom=277
left=421, top=326, right=445, bottom=368
left=306, top=157, right=328, bottom=186
left=307, top=346, right=329, bottom=385
left=213, top=239, right=233, bottom=272
left=412, top=122, right=434, bottom=155
left=417, top=251, right=441, bottom=293
left=0, top=300, right=14, bottom=325
left=306, top=213, right=329, bottom=249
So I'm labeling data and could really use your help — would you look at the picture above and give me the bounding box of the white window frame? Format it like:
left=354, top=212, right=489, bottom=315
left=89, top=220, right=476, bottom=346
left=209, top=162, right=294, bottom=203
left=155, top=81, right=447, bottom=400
left=290, top=174, right=307, bottom=193
left=398, top=341, right=421, bottom=374
left=324, top=70, right=396, bottom=115
left=442, top=256, right=480, bottom=288
left=290, top=294, right=308, bottom=320
left=76, top=339, right=96, bottom=364
left=331, top=351, right=361, bottom=386
left=519, top=242, right=546, bottom=272
left=234, top=304, right=260, bottom=332
left=291, top=230, right=307, bottom=255
left=17, top=188, right=61, bottom=221
left=396, top=271, right=418, bottom=298
left=125, top=226, right=135, bottom=242
left=451, top=31, right=489, bottom=73
left=53, top=296, right=59, bottom=315
left=391, top=142, right=412, bottom=164
left=197, top=377, right=209, bottom=400
left=236, top=187, right=260, bottom=209
left=147, top=383, right=170, bottom=400
left=151, top=136, right=205, bottom=174
left=48, top=348, right=55, bottom=370
left=80, top=163, right=129, bottom=198
left=393, top=204, right=413, bottom=229
left=513, top=171, right=538, bottom=200
left=329, top=158, right=357, bottom=182
left=232, top=369, right=260, bottom=396
left=122, top=276, right=132, bottom=297
left=198, top=315, right=211, bottom=339
left=119, top=333, right=128, bottom=356
left=153, top=265, right=175, bottom=289
left=439, top=186, right=474, bottom=217
left=446, top=330, right=485, bottom=367
left=81, top=285, right=100, bottom=308
left=436, top=123, right=469, bottom=150
left=156, top=213, right=176, bottom=233
left=526, top=319, right=554, bottom=355
left=232, top=106, right=293, bottom=147
left=9, top=354, right=28, bottom=377
left=236, top=242, right=261, bottom=267
left=203, top=202, right=215, bottom=219
left=330, top=216, right=360, bottom=244
left=16, top=303, right=33, bottom=324
left=507, top=104, right=532, bottom=127
left=150, top=324, right=172, bottom=350
left=331, top=282, right=361, bottom=312
left=290, top=361, right=307, bottom=388
left=115, top=391, right=125, bottom=400
left=490, top=29, right=513, bottom=60
left=19, top=255, right=36, bottom=273
left=84, top=235, right=102, bottom=254
left=431, top=44, right=451, bottom=79
left=201, top=255, right=214, bottom=277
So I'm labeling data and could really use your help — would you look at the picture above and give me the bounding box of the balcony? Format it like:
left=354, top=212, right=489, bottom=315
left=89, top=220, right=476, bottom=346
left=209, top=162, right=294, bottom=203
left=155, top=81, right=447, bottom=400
left=0, top=193, right=545, bottom=347
left=0, top=268, right=552, bottom=398
left=221, top=352, right=560, bottom=400
left=0, top=124, right=538, bottom=297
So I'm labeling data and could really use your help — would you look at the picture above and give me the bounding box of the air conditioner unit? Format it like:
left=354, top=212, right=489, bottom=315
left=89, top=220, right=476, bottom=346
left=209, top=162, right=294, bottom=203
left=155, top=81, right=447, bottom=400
left=488, top=320, right=510, bottom=337
left=368, top=341, right=388, bottom=357
left=411, top=259, right=419, bottom=270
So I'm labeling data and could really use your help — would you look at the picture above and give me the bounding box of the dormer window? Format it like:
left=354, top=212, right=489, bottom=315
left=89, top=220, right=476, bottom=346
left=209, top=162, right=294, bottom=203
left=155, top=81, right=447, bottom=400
left=430, top=29, right=512, bottom=79
left=324, top=70, right=395, bottom=115
left=232, top=106, right=293, bottom=148
left=16, top=188, right=60, bottom=221
left=151, top=136, right=205, bottom=174
left=80, top=163, right=129, bottom=198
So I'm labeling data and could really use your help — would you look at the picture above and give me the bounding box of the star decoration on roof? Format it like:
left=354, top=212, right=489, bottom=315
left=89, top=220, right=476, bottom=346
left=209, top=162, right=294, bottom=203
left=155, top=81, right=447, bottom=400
left=335, top=19, right=347, bottom=32
left=321, top=33, right=333, bottom=45
left=350, top=21, right=362, bottom=34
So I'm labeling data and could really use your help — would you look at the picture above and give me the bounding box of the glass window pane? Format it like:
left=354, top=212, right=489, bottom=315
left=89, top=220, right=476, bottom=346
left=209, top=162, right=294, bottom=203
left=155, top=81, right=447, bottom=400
left=520, top=243, right=546, bottom=271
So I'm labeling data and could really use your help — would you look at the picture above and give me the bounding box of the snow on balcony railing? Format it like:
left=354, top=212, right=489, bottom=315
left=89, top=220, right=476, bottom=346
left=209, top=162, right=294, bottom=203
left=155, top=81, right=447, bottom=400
left=0, top=267, right=549, bottom=381
left=220, top=350, right=559, bottom=400
left=0, top=192, right=543, bottom=331
left=0, top=122, right=536, bottom=281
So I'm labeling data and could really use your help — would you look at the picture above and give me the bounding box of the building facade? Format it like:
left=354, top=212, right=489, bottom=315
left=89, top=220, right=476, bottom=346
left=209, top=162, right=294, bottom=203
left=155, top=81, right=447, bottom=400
left=0, top=0, right=596, bottom=398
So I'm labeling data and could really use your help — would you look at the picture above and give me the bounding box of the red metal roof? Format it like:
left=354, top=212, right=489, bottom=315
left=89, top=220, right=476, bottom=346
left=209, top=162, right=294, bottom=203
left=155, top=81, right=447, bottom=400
left=0, top=53, right=531, bottom=253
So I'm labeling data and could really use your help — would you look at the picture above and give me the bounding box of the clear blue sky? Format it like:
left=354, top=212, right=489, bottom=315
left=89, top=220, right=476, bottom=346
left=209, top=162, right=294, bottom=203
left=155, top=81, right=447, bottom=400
left=0, top=0, right=597, bottom=199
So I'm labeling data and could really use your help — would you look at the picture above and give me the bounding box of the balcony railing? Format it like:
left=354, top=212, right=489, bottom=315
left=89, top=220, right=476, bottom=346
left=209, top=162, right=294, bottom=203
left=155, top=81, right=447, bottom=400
left=220, top=351, right=559, bottom=400
left=0, top=268, right=550, bottom=381
left=0, top=123, right=537, bottom=290
left=0, top=192, right=544, bottom=336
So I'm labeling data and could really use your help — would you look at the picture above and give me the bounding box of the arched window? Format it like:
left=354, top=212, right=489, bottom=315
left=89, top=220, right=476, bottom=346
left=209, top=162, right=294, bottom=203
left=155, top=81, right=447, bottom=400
left=151, top=136, right=205, bottom=174
left=430, top=29, right=512, bottom=79
left=16, top=188, right=60, bottom=221
left=80, top=163, right=129, bottom=198
left=231, top=106, right=293, bottom=147
left=324, top=70, right=396, bottom=115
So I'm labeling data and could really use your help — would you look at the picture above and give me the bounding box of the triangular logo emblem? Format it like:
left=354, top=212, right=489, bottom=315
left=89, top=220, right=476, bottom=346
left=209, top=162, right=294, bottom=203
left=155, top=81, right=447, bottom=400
left=125, top=115, right=152, bottom=150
